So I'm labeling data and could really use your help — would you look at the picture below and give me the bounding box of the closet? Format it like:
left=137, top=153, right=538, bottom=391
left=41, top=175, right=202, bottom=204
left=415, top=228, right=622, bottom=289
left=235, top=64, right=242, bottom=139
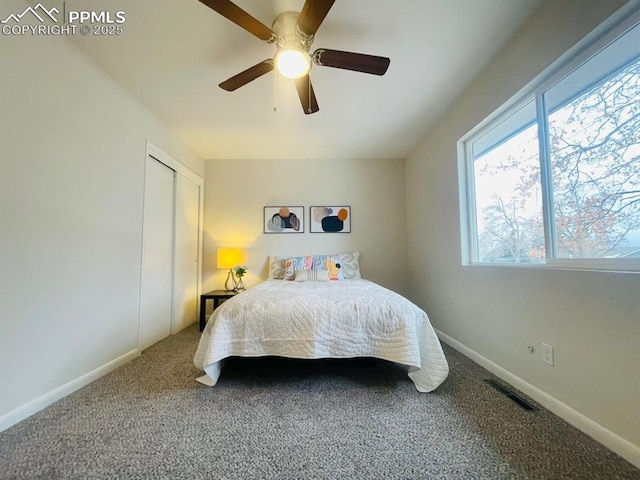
left=139, top=144, right=203, bottom=350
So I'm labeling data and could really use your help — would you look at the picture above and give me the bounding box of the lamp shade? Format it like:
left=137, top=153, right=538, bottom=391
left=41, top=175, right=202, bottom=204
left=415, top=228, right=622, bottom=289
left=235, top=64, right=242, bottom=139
left=217, top=248, right=245, bottom=269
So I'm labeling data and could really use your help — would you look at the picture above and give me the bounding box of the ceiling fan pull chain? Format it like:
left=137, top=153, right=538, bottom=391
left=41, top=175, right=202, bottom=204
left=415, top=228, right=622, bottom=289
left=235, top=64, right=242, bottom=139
left=273, top=68, right=278, bottom=111
left=307, top=75, right=311, bottom=114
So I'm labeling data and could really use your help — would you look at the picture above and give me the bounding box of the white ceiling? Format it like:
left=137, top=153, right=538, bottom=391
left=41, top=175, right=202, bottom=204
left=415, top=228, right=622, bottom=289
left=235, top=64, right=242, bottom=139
left=50, top=0, right=542, bottom=160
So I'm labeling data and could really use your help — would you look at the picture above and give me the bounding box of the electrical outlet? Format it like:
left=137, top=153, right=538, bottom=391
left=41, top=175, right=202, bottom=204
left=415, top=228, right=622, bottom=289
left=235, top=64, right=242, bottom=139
left=542, top=343, right=554, bottom=366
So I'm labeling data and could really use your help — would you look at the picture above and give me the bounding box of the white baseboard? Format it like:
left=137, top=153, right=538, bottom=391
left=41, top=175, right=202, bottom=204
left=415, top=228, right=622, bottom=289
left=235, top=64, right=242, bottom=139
left=435, top=329, right=640, bottom=469
left=0, top=349, right=140, bottom=433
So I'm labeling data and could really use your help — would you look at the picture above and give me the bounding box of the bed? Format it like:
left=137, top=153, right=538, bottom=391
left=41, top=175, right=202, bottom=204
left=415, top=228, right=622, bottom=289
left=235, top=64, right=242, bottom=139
left=193, top=264, right=449, bottom=392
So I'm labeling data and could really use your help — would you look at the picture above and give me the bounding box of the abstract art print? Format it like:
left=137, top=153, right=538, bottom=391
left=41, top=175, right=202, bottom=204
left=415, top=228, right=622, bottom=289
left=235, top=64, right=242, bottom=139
left=264, top=206, right=304, bottom=233
left=310, top=206, right=351, bottom=233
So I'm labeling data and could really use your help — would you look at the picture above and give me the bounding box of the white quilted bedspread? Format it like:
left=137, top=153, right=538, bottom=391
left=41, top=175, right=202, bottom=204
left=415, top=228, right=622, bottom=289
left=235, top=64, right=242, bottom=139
left=193, top=279, right=449, bottom=392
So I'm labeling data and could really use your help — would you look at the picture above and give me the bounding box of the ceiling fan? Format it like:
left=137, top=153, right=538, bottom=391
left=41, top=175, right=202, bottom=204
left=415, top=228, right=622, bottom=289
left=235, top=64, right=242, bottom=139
left=199, top=0, right=390, bottom=114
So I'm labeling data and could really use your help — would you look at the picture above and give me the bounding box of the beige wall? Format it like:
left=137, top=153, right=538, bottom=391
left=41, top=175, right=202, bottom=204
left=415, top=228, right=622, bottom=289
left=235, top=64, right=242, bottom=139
left=405, top=0, right=639, bottom=465
left=202, top=158, right=408, bottom=295
left=0, top=0, right=203, bottom=424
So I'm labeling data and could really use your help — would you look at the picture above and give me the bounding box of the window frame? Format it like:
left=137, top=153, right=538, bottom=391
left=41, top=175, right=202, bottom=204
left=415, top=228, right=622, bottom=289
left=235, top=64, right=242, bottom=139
left=459, top=5, right=640, bottom=273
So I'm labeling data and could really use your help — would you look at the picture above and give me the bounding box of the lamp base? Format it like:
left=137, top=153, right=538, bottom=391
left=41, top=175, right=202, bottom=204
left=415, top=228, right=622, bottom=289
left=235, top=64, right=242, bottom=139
left=224, top=270, right=236, bottom=291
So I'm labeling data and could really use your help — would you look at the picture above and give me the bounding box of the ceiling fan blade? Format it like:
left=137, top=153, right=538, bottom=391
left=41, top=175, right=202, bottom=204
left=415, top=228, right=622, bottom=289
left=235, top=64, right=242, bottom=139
left=294, top=75, right=319, bottom=115
left=199, top=0, right=275, bottom=41
left=297, top=0, right=336, bottom=36
left=219, top=60, right=274, bottom=91
left=312, top=49, right=390, bottom=75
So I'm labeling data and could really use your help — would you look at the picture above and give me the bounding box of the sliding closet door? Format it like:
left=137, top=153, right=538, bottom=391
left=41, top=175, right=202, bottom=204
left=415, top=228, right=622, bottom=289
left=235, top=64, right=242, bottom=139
left=140, top=157, right=174, bottom=350
left=172, top=174, right=200, bottom=334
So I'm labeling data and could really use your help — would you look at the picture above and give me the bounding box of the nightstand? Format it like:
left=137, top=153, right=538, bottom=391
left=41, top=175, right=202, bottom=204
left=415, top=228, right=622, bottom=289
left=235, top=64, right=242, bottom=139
left=199, top=290, right=238, bottom=331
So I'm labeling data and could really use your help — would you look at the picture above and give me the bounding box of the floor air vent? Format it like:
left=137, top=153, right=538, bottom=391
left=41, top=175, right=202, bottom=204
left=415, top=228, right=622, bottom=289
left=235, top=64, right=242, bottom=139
left=484, top=379, right=538, bottom=411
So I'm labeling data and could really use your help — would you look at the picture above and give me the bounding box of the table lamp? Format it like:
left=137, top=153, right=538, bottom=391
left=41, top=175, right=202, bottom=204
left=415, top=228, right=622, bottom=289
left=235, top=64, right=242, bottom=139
left=217, top=247, right=245, bottom=291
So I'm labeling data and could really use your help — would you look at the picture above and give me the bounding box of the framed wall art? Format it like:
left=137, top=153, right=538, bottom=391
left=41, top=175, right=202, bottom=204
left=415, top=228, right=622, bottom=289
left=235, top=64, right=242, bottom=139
left=310, top=206, right=351, bottom=233
left=264, top=206, right=304, bottom=233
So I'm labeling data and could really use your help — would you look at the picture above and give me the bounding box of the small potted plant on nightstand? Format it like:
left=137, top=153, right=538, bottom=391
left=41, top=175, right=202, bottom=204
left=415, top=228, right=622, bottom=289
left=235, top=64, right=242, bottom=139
left=233, top=265, right=247, bottom=291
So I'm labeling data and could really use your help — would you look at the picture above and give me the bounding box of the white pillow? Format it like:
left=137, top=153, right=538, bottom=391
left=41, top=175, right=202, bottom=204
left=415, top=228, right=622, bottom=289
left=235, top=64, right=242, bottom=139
left=294, top=269, right=330, bottom=282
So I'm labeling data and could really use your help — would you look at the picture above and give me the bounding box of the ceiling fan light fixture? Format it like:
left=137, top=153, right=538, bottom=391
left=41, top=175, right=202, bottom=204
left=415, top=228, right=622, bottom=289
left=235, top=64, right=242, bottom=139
left=275, top=49, right=310, bottom=79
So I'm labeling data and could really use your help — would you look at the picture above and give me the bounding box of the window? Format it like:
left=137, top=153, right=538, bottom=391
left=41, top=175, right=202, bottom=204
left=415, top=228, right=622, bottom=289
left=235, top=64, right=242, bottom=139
left=460, top=12, right=640, bottom=271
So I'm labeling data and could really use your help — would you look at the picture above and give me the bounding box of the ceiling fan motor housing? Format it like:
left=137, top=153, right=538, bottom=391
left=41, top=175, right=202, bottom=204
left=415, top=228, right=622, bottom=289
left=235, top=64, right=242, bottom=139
left=272, top=11, right=314, bottom=53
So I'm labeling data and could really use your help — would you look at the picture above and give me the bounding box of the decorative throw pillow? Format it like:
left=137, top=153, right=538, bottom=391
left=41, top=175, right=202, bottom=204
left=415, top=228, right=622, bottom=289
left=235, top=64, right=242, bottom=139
left=294, top=269, right=330, bottom=282
left=310, top=254, right=345, bottom=280
left=284, top=256, right=312, bottom=280
left=268, top=256, right=286, bottom=279
left=336, top=251, right=361, bottom=279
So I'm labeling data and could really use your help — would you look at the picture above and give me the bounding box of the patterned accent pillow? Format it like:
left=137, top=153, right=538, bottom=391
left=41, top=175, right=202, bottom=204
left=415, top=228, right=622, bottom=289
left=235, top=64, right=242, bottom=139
left=310, top=254, right=345, bottom=280
left=294, top=269, right=330, bottom=282
left=284, top=256, right=312, bottom=280
left=336, top=251, right=361, bottom=279
left=268, top=256, right=286, bottom=279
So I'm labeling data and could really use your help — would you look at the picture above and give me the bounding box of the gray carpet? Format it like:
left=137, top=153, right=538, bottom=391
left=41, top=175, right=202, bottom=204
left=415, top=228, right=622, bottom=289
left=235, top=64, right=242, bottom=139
left=0, top=325, right=638, bottom=480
